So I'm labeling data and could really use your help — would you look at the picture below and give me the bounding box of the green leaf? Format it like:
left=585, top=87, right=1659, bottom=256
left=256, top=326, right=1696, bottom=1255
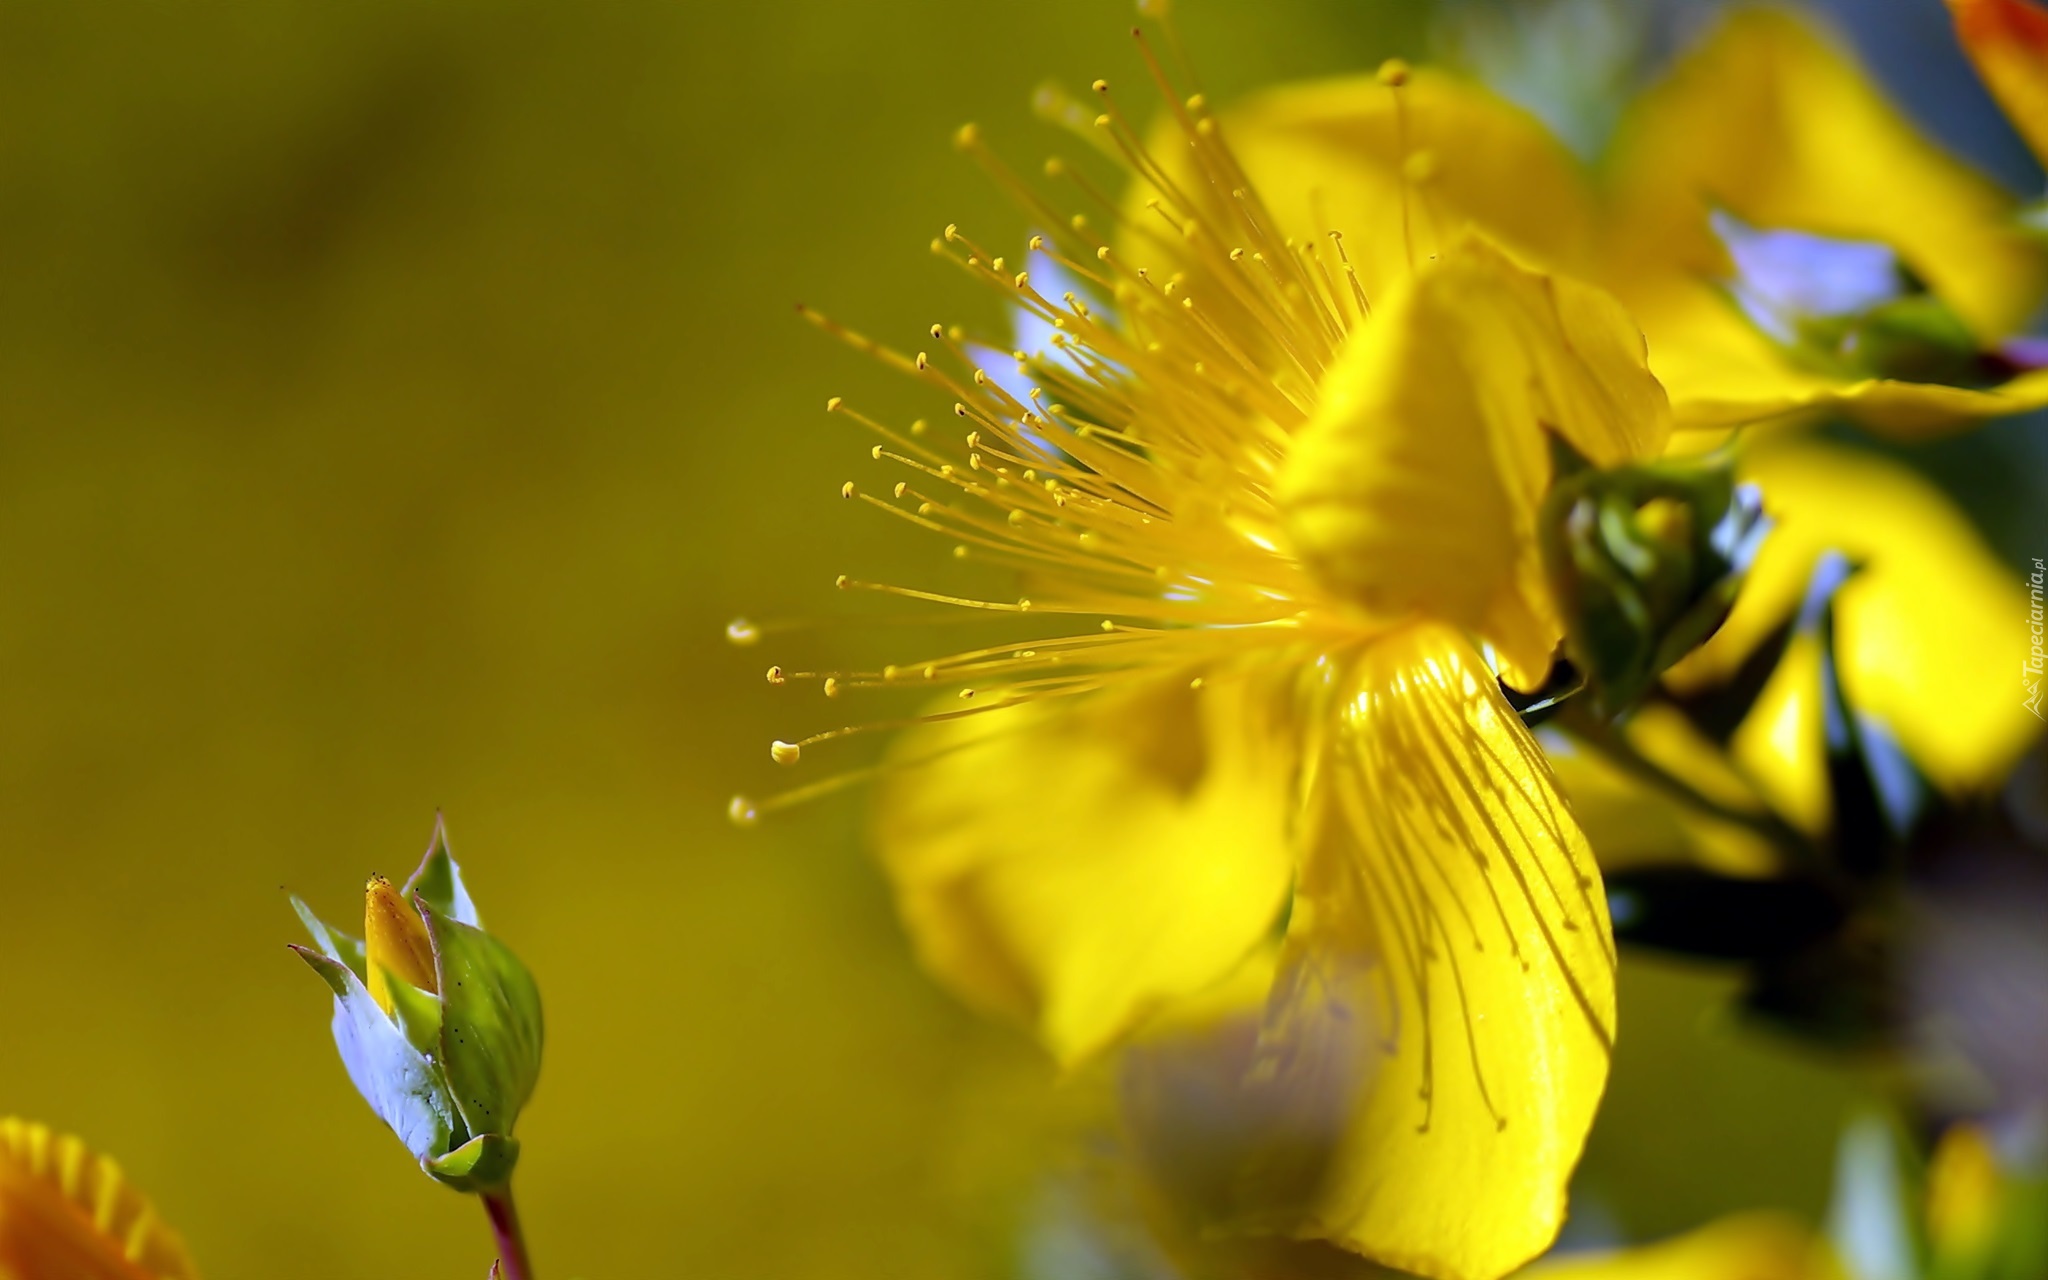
left=291, top=894, right=367, bottom=982
left=404, top=814, right=481, bottom=928
left=291, top=944, right=457, bottom=1163
left=422, top=899, right=543, bottom=1139
left=423, top=1132, right=522, bottom=1193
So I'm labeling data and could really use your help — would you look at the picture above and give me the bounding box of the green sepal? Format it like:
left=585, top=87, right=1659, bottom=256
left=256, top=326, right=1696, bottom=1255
left=422, top=897, right=543, bottom=1139
left=290, top=944, right=458, bottom=1163
left=382, top=969, right=445, bottom=1058
left=291, top=894, right=367, bottom=983
left=405, top=814, right=481, bottom=928
left=1540, top=444, right=1767, bottom=719
left=423, top=1132, right=521, bottom=1193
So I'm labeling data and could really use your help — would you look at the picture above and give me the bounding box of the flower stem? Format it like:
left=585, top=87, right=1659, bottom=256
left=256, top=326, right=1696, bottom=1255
left=482, top=1185, right=535, bottom=1280
left=1556, top=703, right=1821, bottom=871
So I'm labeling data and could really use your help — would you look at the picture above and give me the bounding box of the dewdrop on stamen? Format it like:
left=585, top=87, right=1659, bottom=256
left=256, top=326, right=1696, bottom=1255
left=727, top=796, right=760, bottom=827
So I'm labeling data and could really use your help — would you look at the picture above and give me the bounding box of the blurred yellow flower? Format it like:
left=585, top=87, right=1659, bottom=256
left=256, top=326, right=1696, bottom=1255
left=1215, top=10, right=2048, bottom=437
left=0, top=1118, right=198, bottom=1280
left=763, top=51, right=1656, bottom=1280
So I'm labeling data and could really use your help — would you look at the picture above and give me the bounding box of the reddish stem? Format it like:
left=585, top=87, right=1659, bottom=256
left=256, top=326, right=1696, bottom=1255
left=482, top=1186, right=535, bottom=1280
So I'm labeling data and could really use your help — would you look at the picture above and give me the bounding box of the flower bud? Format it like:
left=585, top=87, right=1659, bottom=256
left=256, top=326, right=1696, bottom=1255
left=290, top=817, right=543, bottom=1193
left=1541, top=444, right=1769, bottom=717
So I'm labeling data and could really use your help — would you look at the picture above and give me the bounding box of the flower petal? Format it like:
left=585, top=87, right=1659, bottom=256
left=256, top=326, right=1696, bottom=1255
left=1667, top=369, right=2048, bottom=436
left=1280, top=237, right=1670, bottom=689
left=1528, top=1212, right=1836, bottom=1280
left=1261, top=624, right=1615, bottom=1280
left=1210, top=69, right=1598, bottom=300
left=1951, top=0, right=2048, bottom=164
left=0, top=1118, right=200, bottom=1280
left=1602, top=9, right=2048, bottom=431
left=873, top=672, right=1298, bottom=1067
left=1665, top=439, right=2040, bottom=795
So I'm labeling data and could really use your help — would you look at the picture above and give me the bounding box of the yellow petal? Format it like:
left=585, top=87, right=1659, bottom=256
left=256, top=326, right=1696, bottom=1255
left=1263, top=624, right=1615, bottom=1280
left=0, top=1117, right=200, bottom=1280
left=1666, top=439, right=2040, bottom=795
left=1668, top=368, right=2048, bottom=437
left=365, top=874, right=439, bottom=1015
left=1280, top=236, right=1670, bottom=689
left=1951, top=0, right=2048, bottom=163
left=872, top=673, right=1296, bottom=1067
left=1197, top=68, right=1597, bottom=300
left=1529, top=1212, right=1841, bottom=1280
left=1602, top=9, right=2048, bottom=431
left=1926, top=1123, right=2006, bottom=1256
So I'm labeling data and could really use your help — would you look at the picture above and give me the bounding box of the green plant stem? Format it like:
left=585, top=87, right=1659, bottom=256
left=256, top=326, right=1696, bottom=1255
left=482, top=1184, right=535, bottom=1280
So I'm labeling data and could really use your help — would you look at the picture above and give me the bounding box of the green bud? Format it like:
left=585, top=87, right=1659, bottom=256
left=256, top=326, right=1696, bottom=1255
left=288, top=817, right=544, bottom=1193
left=1540, top=443, right=1768, bottom=718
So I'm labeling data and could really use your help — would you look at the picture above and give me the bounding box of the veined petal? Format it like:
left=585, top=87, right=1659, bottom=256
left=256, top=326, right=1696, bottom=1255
left=872, top=672, right=1297, bottom=1068
left=1280, top=237, right=1670, bottom=689
left=1602, top=9, right=2048, bottom=430
left=0, top=1118, right=199, bottom=1280
left=1528, top=1212, right=1840, bottom=1280
left=1665, top=439, right=2039, bottom=795
left=1951, top=0, right=2048, bottom=164
left=1262, top=624, right=1615, bottom=1280
left=1207, top=69, right=1598, bottom=300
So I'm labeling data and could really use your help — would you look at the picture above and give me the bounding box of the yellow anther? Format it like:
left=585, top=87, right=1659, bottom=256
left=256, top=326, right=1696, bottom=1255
left=770, top=740, right=802, bottom=766
left=766, top=665, right=787, bottom=684
left=1377, top=58, right=1410, bottom=87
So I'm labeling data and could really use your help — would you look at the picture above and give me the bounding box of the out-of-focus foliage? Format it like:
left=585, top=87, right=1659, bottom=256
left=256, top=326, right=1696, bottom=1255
left=0, top=3, right=1429, bottom=1277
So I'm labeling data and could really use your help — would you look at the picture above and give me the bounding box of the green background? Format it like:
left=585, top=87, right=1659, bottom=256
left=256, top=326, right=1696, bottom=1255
left=0, top=1, right=2011, bottom=1275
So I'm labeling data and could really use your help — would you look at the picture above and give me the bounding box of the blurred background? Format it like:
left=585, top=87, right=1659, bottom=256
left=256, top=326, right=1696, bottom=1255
left=0, top=1, right=2040, bottom=1276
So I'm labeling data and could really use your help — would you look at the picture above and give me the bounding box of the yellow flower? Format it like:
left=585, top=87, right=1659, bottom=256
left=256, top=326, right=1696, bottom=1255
left=1950, top=0, right=2048, bottom=164
left=755, top=45, right=1661, bottom=1280
left=0, top=1117, right=198, bottom=1280
left=1599, top=10, right=2048, bottom=434
left=1212, top=10, right=2048, bottom=437
left=1659, top=438, right=2038, bottom=818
